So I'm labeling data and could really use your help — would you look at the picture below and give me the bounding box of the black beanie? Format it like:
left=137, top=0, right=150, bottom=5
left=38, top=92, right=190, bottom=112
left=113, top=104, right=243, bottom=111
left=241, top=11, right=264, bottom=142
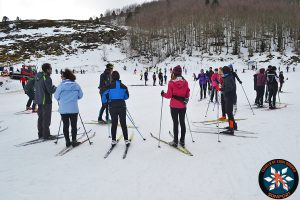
left=111, top=71, right=120, bottom=81
left=222, top=66, right=230, bottom=74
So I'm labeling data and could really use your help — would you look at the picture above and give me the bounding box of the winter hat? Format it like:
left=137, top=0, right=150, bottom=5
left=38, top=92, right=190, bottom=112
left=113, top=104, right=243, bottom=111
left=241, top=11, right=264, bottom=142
left=222, top=66, right=231, bottom=75
left=172, top=65, right=182, bottom=75
left=272, top=66, right=277, bottom=71
left=111, top=71, right=120, bottom=81
left=106, top=63, right=114, bottom=70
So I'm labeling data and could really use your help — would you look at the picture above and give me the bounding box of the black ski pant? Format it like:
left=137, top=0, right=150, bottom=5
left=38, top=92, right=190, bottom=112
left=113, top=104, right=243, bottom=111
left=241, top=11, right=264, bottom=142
left=61, top=113, right=78, bottom=142
left=268, top=85, right=278, bottom=107
left=257, top=86, right=265, bottom=106
left=110, top=107, right=128, bottom=141
left=26, top=92, right=36, bottom=110
left=170, top=107, right=186, bottom=144
left=37, top=104, right=52, bottom=139
left=98, top=94, right=109, bottom=121
left=279, top=82, right=284, bottom=92
left=210, top=88, right=218, bottom=102
left=221, top=93, right=226, bottom=117
left=200, top=84, right=207, bottom=99
left=153, top=79, right=156, bottom=86
left=224, top=94, right=235, bottom=128
left=265, top=86, right=269, bottom=101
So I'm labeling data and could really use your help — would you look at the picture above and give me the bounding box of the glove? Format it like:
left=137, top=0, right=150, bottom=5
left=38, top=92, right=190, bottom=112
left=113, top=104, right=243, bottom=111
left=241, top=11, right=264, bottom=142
left=239, top=81, right=243, bottom=84
left=161, top=90, right=164, bottom=97
left=184, top=98, right=189, bottom=104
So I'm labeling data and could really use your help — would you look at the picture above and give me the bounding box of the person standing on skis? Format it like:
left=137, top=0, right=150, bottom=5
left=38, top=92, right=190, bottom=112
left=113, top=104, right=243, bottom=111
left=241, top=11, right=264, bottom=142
left=256, top=68, right=266, bottom=107
left=54, top=69, right=83, bottom=147
left=161, top=65, right=190, bottom=147
left=220, top=66, right=236, bottom=135
left=196, top=69, right=208, bottom=100
left=206, top=67, right=214, bottom=95
left=102, top=71, right=130, bottom=147
left=98, top=63, right=113, bottom=123
left=24, top=76, right=37, bottom=112
left=267, top=66, right=279, bottom=109
left=144, top=70, right=148, bottom=86
left=279, top=71, right=285, bottom=92
left=210, top=68, right=220, bottom=102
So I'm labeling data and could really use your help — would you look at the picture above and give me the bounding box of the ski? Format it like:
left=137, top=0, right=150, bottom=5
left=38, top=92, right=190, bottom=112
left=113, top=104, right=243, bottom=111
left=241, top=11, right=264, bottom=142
left=57, top=132, right=96, bottom=156
left=55, top=129, right=92, bottom=155
left=192, top=118, right=247, bottom=124
left=262, top=104, right=287, bottom=111
left=168, top=131, right=193, bottom=156
left=192, top=124, right=257, bottom=134
left=191, top=130, right=258, bottom=139
left=150, top=133, right=193, bottom=156
left=104, top=135, right=123, bottom=159
left=122, top=134, right=134, bottom=159
left=15, top=128, right=89, bottom=147
left=0, top=127, right=8, bottom=132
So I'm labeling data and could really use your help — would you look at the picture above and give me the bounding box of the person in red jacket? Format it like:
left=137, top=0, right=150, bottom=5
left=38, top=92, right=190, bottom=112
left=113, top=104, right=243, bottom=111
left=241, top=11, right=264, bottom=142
left=20, top=76, right=27, bottom=89
left=161, top=65, right=190, bottom=147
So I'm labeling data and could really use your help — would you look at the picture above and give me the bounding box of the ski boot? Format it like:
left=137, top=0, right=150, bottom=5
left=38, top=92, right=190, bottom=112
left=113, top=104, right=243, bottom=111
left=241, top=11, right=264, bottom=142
left=221, top=128, right=234, bottom=135
left=98, top=119, right=107, bottom=124
left=179, top=140, right=185, bottom=148
left=66, top=141, right=71, bottom=147
left=125, top=140, right=131, bottom=147
left=72, top=140, right=80, bottom=147
left=225, top=123, right=238, bottom=130
left=168, top=141, right=178, bottom=147
left=111, top=140, right=117, bottom=147
left=218, top=116, right=226, bottom=121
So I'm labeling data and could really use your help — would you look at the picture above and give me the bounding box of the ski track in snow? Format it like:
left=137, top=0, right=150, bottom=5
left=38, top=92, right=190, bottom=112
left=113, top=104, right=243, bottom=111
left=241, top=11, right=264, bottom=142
left=0, top=49, right=300, bottom=200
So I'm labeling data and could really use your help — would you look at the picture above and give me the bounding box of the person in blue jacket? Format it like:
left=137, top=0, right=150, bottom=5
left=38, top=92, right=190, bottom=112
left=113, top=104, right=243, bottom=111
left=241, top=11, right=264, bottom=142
left=54, top=69, right=83, bottom=147
left=102, top=71, right=130, bottom=147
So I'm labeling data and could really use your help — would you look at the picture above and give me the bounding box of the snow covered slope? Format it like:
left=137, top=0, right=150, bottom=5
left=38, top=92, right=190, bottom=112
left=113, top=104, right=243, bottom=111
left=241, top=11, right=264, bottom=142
left=0, top=50, right=299, bottom=200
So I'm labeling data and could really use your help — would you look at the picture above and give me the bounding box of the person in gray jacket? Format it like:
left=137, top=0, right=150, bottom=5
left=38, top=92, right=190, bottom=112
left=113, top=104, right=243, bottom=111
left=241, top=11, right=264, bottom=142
left=34, top=63, right=56, bottom=139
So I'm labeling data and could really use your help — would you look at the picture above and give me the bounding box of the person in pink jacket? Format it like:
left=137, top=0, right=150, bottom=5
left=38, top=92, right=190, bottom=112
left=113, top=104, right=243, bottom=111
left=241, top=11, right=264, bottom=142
left=210, top=68, right=221, bottom=102
left=161, top=65, right=190, bottom=147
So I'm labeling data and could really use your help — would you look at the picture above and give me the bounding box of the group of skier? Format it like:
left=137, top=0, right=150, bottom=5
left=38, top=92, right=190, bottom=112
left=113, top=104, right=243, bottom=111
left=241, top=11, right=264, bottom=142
left=254, top=65, right=285, bottom=109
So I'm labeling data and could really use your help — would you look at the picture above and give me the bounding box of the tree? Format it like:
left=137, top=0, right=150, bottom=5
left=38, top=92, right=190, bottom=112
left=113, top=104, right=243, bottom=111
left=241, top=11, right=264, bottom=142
left=100, top=14, right=103, bottom=19
left=16, top=16, right=20, bottom=21
left=205, top=0, right=210, bottom=5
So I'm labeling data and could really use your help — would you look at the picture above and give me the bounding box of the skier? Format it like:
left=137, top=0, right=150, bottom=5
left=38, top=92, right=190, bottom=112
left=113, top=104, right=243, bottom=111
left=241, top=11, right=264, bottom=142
left=267, top=66, right=279, bottom=109
left=206, top=67, right=214, bottom=96
left=134, top=69, right=137, bottom=74
left=196, top=69, right=208, bottom=100
left=253, top=71, right=258, bottom=105
left=293, top=67, right=295, bottom=72
left=153, top=72, right=157, bottom=86
left=34, top=63, right=57, bottom=139
left=286, top=66, right=289, bottom=73
left=140, top=70, right=143, bottom=80
left=55, top=69, right=59, bottom=74
left=98, top=63, right=113, bottom=123
left=144, top=70, right=148, bottom=86
left=264, top=65, right=272, bottom=103
left=161, top=65, right=190, bottom=147
left=54, top=69, right=83, bottom=147
left=193, top=73, right=197, bottom=81
left=24, top=77, right=37, bottom=112
left=228, top=64, right=242, bottom=110
left=256, top=68, right=266, bottom=107
left=210, top=68, right=220, bottom=102
left=158, top=70, right=163, bottom=86
left=164, top=73, right=167, bottom=84
left=102, top=71, right=130, bottom=147
left=220, top=66, right=237, bottom=134
left=279, top=71, right=285, bottom=92
left=20, top=76, right=27, bottom=89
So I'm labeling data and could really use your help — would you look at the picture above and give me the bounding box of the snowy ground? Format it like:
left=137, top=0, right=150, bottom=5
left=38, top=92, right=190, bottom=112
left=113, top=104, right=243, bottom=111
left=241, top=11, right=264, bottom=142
left=0, top=49, right=300, bottom=200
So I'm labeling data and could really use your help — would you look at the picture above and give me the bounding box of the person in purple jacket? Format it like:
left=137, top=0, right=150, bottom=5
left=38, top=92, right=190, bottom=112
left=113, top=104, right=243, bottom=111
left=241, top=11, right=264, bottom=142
left=196, top=69, right=209, bottom=100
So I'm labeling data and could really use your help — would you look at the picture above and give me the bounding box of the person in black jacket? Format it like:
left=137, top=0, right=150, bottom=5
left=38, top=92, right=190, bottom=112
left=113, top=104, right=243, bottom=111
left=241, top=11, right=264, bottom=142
left=144, top=70, right=148, bottom=86
left=34, top=63, right=56, bottom=139
left=206, top=67, right=214, bottom=95
left=102, top=71, right=130, bottom=147
left=267, top=66, right=279, bottom=109
left=24, top=77, right=37, bottom=112
left=220, top=66, right=236, bottom=135
left=98, top=63, right=113, bottom=123
left=279, top=71, right=285, bottom=92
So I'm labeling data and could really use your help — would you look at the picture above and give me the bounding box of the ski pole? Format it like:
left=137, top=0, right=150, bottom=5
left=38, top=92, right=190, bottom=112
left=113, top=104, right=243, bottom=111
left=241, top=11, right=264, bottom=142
left=185, top=113, right=195, bottom=143
left=212, top=100, right=216, bottom=111
left=205, top=88, right=214, bottom=117
left=240, top=84, right=255, bottom=115
left=278, top=91, right=281, bottom=104
left=54, top=119, right=62, bottom=144
left=126, top=110, right=146, bottom=141
left=158, top=97, right=164, bottom=148
left=107, top=106, right=111, bottom=138
left=191, top=80, right=197, bottom=99
left=217, top=93, right=221, bottom=143
left=79, top=113, right=93, bottom=145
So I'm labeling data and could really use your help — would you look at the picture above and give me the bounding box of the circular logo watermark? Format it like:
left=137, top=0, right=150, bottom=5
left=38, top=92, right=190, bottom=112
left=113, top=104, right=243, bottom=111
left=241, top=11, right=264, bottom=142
left=259, top=159, right=299, bottom=199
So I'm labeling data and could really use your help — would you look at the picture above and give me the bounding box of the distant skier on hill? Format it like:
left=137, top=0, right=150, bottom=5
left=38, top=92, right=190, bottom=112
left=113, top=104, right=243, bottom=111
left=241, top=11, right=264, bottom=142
left=158, top=70, right=163, bottom=86
left=144, top=70, right=148, bottom=86
left=278, top=71, right=285, bottom=93
left=161, top=65, right=190, bottom=147
left=153, top=72, right=157, bottom=86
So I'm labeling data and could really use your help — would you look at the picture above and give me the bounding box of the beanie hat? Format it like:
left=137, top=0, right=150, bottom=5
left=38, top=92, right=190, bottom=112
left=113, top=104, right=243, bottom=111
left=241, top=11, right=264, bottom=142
left=106, top=63, right=114, bottom=70
left=222, top=66, right=231, bottom=74
left=111, top=71, right=120, bottom=81
left=172, top=65, right=182, bottom=75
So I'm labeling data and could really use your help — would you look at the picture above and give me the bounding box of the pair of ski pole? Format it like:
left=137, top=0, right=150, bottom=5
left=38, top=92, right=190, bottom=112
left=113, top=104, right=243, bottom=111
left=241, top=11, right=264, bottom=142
left=158, top=97, right=195, bottom=148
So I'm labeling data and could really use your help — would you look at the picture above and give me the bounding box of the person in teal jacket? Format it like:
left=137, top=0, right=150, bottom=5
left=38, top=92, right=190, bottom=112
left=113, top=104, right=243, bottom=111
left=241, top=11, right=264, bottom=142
left=55, top=69, right=83, bottom=147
